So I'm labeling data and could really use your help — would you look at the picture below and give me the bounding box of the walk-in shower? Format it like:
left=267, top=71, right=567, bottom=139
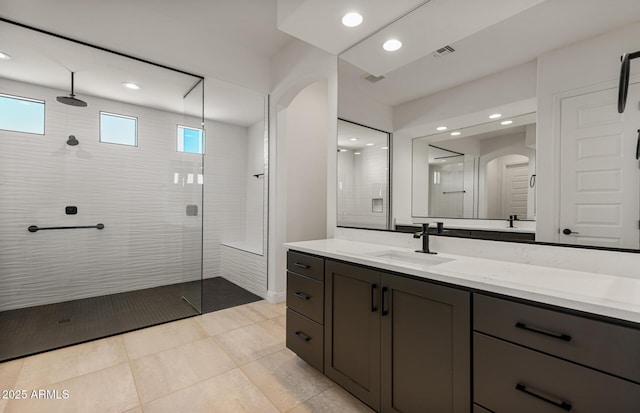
left=0, top=18, right=270, bottom=362
left=0, top=20, right=208, bottom=361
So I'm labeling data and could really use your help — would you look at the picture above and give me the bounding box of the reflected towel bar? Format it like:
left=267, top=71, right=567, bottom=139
left=442, top=190, right=466, bottom=194
left=28, top=223, right=105, bottom=233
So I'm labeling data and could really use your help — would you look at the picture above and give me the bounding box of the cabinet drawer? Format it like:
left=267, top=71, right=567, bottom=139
left=474, top=294, right=640, bottom=382
left=474, top=333, right=640, bottom=413
left=287, top=271, right=324, bottom=324
left=286, top=309, right=323, bottom=372
left=287, top=251, right=324, bottom=281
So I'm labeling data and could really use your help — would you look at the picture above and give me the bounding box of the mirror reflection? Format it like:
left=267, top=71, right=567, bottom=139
left=413, top=113, right=536, bottom=221
left=337, top=119, right=390, bottom=230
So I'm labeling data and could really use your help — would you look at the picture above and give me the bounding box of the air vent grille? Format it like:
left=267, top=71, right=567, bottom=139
left=432, top=45, right=455, bottom=57
left=362, top=73, right=386, bottom=83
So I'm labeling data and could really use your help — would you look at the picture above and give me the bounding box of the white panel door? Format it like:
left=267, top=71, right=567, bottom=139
left=502, top=162, right=529, bottom=219
left=560, top=83, right=640, bottom=249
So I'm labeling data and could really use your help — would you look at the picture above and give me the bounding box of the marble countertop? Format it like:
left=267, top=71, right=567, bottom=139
left=284, top=238, right=640, bottom=325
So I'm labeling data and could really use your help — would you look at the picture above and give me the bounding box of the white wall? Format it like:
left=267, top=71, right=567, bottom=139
left=536, top=21, right=640, bottom=243
left=268, top=39, right=337, bottom=301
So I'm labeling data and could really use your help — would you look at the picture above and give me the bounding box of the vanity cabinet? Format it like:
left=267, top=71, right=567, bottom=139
left=286, top=251, right=325, bottom=372
left=324, top=259, right=471, bottom=413
left=473, top=294, right=640, bottom=413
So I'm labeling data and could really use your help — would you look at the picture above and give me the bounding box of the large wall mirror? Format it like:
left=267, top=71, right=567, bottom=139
left=337, top=0, right=640, bottom=251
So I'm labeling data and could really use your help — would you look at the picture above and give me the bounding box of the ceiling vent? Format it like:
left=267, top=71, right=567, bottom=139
left=362, top=73, right=386, bottom=83
left=432, top=45, right=455, bottom=57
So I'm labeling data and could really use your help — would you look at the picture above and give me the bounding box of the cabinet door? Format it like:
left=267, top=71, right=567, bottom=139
left=381, top=275, right=470, bottom=413
left=325, top=260, right=381, bottom=411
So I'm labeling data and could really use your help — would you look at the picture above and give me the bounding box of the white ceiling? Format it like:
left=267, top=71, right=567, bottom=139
left=0, top=0, right=292, bottom=126
left=340, top=0, right=640, bottom=106
left=337, top=119, right=388, bottom=150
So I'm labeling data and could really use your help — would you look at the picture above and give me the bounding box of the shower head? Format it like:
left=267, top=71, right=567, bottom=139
left=57, top=72, right=87, bottom=107
left=66, top=135, right=79, bottom=146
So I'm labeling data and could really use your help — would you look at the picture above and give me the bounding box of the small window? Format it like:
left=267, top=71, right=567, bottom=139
left=0, top=93, right=45, bottom=135
left=100, top=112, right=137, bottom=146
left=177, top=125, right=205, bottom=154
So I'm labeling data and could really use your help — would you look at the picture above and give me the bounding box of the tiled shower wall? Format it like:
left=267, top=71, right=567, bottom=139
left=0, top=78, right=266, bottom=311
left=337, top=145, right=389, bottom=229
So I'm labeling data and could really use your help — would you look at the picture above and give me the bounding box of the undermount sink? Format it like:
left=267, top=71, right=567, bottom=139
left=366, top=250, right=453, bottom=266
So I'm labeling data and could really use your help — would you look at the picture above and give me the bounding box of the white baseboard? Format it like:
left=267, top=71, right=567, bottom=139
left=265, top=290, right=286, bottom=303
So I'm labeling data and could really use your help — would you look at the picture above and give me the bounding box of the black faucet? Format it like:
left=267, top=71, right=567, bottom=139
left=414, top=223, right=437, bottom=254
left=508, top=215, right=518, bottom=228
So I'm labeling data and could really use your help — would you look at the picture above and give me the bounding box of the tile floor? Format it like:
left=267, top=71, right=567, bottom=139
left=0, top=300, right=374, bottom=413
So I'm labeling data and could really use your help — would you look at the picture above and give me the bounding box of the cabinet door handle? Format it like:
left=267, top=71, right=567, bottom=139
left=516, top=383, right=572, bottom=411
left=294, top=262, right=310, bottom=269
left=371, top=284, right=378, bottom=312
left=515, top=322, right=572, bottom=342
left=636, top=129, right=640, bottom=160
left=294, top=292, right=310, bottom=300
left=381, top=287, right=389, bottom=316
left=294, top=331, right=311, bottom=342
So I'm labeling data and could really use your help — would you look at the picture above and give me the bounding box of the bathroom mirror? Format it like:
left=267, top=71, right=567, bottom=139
left=337, top=119, right=391, bottom=230
left=337, top=0, right=640, bottom=250
left=412, top=113, right=536, bottom=221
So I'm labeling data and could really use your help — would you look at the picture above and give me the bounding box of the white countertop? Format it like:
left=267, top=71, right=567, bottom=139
left=284, top=238, right=640, bottom=325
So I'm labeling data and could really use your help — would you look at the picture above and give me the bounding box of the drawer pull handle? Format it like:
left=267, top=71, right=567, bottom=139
left=515, top=322, right=572, bottom=342
left=371, top=284, right=378, bottom=312
left=516, top=383, right=572, bottom=411
left=381, top=287, right=389, bottom=316
left=294, top=262, right=310, bottom=269
left=294, top=331, right=311, bottom=342
left=294, top=292, right=311, bottom=300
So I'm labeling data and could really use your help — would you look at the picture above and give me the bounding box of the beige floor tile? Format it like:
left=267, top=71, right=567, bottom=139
left=215, top=319, right=285, bottom=365
left=4, top=362, right=139, bottom=413
left=122, top=408, right=142, bottom=413
left=245, top=300, right=286, bottom=319
left=195, top=304, right=266, bottom=337
left=242, top=349, right=333, bottom=412
left=272, top=314, right=287, bottom=328
left=130, top=337, right=236, bottom=403
left=0, top=359, right=24, bottom=413
left=14, top=336, right=127, bottom=390
left=287, top=386, right=375, bottom=413
left=142, top=368, right=279, bottom=413
left=123, top=317, right=208, bottom=360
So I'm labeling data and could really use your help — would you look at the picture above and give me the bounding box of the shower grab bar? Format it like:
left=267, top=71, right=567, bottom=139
left=28, top=223, right=105, bottom=233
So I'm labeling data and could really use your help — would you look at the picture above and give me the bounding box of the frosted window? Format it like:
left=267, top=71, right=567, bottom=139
left=0, top=93, right=45, bottom=135
left=100, top=112, right=137, bottom=146
left=177, top=125, right=205, bottom=154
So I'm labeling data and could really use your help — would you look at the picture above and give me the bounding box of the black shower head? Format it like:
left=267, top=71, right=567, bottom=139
left=57, top=72, right=87, bottom=108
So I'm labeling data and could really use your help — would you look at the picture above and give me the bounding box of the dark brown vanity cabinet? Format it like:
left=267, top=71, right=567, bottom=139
left=473, top=294, right=640, bottom=413
left=286, top=251, right=325, bottom=372
left=324, top=259, right=471, bottom=413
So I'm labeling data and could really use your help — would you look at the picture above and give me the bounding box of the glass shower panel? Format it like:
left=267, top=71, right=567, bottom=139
left=0, top=20, right=204, bottom=361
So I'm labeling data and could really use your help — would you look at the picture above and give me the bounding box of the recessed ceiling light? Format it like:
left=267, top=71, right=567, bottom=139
left=342, top=12, right=363, bottom=28
left=366, top=143, right=375, bottom=146
left=436, top=126, right=447, bottom=131
left=451, top=131, right=461, bottom=136
left=0, top=51, right=11, bottom=60
left=381, top=146, right=389, bottom=150
left=500, top=120, right=513, bottom=125
left=489, top=113, right=502, bottom=119
left=354, top=152, right=361, bottom=155
left=349, top=138, right=358, bottom=141
left=383, top=39, right=402, bottom=52
left=122, top=82, right=141, bottom=90
left=339, top=149, right=347, bottom=152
